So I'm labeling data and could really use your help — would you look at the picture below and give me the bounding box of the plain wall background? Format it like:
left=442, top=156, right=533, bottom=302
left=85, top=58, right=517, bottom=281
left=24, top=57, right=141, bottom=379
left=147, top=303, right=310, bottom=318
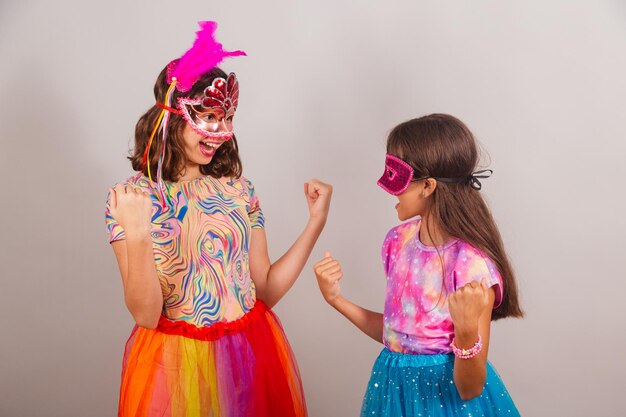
left=1, top=1, right=625, bottom=416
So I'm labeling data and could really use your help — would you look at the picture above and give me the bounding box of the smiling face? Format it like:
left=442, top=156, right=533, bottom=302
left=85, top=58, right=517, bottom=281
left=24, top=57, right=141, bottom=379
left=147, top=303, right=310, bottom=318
left=176, top=75, right=240, bottom=168
left=180, top=109, right=234, bottom=166
left=176, top=73, right=240, bottom=164
left=133, top=65, right=245, bottom=182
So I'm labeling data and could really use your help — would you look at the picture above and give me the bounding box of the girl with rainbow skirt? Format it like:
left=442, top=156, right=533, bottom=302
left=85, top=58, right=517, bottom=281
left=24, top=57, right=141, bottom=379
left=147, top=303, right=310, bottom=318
left=105, top=22, right=331, bottom=417
left=314, top=114, right=523, bottom=416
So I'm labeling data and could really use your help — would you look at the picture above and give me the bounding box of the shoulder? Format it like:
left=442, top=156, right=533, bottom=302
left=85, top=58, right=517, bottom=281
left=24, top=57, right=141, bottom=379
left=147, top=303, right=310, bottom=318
left=382, top=218, right=420, bottom=262
left=110, top=173, right=154, bottom=192
left=452, top=240, right=503, bottom=306
left=228, top=175, right=259, bottom=197
left=105, top=174, right=159, bottom=210
left=106, top=173, right=144, bottom=200
left=384, top=218, right=420, bottom=244
left=455, top=241, right=497, bottom=272
left=235, top=175, right=255, bottom=189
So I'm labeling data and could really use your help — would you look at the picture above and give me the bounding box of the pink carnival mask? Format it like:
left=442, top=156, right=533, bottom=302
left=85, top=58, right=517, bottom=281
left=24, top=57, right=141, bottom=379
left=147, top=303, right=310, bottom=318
left=377, top=154, right=494, bottom=194
left=177, top=72, right=240, bottom=140
left=377, top=154, right=417, bottom=195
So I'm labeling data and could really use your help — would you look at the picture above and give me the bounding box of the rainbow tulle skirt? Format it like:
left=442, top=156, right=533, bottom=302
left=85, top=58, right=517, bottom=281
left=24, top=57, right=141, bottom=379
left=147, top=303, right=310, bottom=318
left=361, top=348, right=520, bottom=417
left=118, top=300, right=307, bottom=417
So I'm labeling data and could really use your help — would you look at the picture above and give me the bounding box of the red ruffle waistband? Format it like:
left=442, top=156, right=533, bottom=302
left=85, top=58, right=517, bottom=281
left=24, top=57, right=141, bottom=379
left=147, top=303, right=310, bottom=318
left=156, top=299, right=270, bottom=341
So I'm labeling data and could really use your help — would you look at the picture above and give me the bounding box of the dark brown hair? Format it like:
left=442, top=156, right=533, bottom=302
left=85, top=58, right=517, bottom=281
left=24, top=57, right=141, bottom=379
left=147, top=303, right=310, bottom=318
left=388, top=114, right=523, bottom=320
left=129, top=66, right=242, bottom=181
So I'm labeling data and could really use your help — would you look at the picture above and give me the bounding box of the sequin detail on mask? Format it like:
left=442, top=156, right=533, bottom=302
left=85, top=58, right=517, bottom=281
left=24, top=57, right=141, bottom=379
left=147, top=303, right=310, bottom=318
left=377, top=154, right=415, bottom=195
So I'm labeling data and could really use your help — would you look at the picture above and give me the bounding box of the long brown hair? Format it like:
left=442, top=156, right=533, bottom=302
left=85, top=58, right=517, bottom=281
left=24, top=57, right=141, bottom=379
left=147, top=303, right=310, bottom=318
left=129, top=66, right=242, bottom=181
left=388, top=114, right=523, bottom=320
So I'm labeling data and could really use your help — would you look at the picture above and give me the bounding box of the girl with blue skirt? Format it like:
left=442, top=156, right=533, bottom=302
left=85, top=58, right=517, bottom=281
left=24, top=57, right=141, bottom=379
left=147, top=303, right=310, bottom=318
left=314, top=114, right=522, bottom=416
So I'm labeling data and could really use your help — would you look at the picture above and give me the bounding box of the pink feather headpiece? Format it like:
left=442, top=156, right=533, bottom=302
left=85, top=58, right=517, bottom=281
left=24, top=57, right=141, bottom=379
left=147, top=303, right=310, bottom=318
left=167, top=21, right=246, bottom=92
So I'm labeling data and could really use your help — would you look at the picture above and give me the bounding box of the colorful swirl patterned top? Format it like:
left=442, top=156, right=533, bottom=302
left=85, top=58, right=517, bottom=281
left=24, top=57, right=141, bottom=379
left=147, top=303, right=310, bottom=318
left=105, top=173, right=265, bottom=327
left=382, top=218, right=503, bottom=355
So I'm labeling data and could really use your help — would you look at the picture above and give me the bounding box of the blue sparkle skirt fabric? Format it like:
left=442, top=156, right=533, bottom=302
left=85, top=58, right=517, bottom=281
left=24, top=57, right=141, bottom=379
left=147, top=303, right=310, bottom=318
left=361, top=349, right=520, bottom=417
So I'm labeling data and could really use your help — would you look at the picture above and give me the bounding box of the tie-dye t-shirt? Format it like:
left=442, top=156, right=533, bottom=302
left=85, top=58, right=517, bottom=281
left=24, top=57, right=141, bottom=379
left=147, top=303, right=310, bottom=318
left=105, top=173, right=265, bottom=327
left=382, top=218, right=503, bottom=355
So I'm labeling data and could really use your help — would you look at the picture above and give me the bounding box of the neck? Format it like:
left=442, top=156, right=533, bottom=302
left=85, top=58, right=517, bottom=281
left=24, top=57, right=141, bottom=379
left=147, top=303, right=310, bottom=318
left=178, top=164, right=203, bottom=181
left=419, top=214, right=452, bottom=247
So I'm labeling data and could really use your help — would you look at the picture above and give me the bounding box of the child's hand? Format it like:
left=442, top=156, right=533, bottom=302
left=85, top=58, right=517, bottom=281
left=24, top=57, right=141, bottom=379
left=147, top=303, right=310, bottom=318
left=448, top=278, right=490, bottom=335
left=108, top=184, right=153, bottom=236
left=313, top=251, right=343, bottom=305
left=304, top=179, right=332, bottom=224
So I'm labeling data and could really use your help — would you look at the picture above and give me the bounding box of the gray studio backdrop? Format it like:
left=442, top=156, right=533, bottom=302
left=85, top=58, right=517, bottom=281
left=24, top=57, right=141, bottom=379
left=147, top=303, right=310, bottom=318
left=1, top=1, right=625, bottom=416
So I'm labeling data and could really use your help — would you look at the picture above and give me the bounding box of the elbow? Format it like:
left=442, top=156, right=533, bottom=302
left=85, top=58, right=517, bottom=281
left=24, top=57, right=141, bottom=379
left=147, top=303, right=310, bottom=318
left=256, top=292, right=278, bottom=309
left=126, top=299, right=162, bottom=329
left=254, top=281, right=278, bottom=308
left=138, top=321, right=159, bottom=330
left=454, top=364, right=487, bottom=401
left=458, top=388, right=483, bottom=402
left=134, top=313, right=160, bottom=329
left=457, top=379, right=486, bottom=401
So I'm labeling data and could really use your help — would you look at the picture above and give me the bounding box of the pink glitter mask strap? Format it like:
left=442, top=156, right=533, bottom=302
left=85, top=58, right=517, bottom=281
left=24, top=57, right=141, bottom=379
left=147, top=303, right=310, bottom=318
left=377, top=154, right=416, bottom=195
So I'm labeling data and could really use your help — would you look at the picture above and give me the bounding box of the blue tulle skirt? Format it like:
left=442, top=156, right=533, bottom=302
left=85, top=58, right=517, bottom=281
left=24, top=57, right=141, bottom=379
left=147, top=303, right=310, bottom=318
left=361, top=348, right=520, bottom=417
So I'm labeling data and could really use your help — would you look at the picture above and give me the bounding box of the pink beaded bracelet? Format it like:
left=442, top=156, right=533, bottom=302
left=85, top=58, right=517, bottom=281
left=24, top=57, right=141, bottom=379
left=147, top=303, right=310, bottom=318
left=450, top=335, right=482, bottom=359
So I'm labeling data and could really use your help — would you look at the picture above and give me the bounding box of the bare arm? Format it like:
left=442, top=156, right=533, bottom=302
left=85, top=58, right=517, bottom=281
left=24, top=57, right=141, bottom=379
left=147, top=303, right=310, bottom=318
left=109, top=185, right=164, bottom=328
left=449, top=279, right=495, bottom=400
left=329, top=295, right=383, bottom=343
left=249, top=179, right=332, bottom=308
left=250, top=218, right=325, bottom=308
left=314, top=252, right=384, bottom=343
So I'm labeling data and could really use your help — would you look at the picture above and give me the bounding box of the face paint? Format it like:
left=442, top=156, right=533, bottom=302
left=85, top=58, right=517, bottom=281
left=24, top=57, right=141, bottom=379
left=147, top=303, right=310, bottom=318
left=377, top=154, right=416, bottom=195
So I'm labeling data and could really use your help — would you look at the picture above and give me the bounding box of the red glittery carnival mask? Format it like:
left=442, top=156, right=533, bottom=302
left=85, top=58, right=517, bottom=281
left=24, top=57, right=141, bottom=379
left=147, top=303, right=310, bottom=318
left=177, top=72, right=240, bottom=139
left=377, top=154, right=417, bottom=195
